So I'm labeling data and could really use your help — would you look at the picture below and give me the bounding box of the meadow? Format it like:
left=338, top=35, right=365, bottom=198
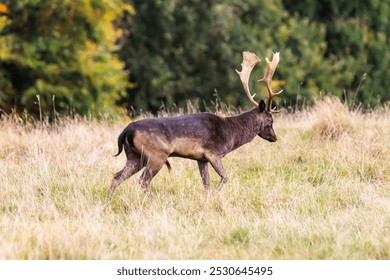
left=0, top=97, right=389, bottom=259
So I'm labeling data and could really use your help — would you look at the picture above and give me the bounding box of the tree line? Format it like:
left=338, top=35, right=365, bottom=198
left=0, top=0, right=389, bottom=118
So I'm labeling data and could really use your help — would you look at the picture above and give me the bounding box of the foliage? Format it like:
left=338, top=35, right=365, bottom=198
left=120, top=0, right=389, bottom=113
left=1, top=0, right=389, bottom=116
left=119, top=0, right=231, bottom=112
left=119, top=0, right=289, bottom=112
left=0, top=0, right=128, bottom=117
left=283, top=0, right=390, bottom=108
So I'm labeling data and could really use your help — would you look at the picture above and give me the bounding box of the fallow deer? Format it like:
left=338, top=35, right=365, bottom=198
left=109, top=51, right=283, bottom=197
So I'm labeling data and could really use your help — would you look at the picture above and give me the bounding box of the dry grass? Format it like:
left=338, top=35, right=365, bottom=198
left=0, top=98, right=389, bottom=259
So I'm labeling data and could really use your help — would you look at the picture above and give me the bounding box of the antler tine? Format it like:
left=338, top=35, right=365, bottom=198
left=257, top=52, right=283, bottom=112
left=235, top=51, right=261, bottom=107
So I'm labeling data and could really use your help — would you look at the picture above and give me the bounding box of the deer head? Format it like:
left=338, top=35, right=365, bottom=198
left=235, top=51, right=283, bottom=142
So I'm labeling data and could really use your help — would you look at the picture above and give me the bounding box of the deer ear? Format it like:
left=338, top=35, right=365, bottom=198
left=259, top=99, right=266, bottom=113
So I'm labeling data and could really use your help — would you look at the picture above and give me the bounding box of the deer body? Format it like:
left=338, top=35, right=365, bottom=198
left=109, top=51, right=283, bottom=197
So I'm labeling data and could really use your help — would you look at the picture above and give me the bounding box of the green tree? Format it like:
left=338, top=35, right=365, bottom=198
left=118, top=0, right=341, bottom=112
left=0, top=0, right=128, bottom=118
left=120, top=0, right=389, bottom=112
left=283, top=0, right=390, bottom=107
left=216, top=0, right=335, bottom=108
left=119, top=0, right=233, bottom=113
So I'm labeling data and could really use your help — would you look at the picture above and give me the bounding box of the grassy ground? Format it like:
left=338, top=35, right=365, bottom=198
left=1, top=98, right=389, bottom=259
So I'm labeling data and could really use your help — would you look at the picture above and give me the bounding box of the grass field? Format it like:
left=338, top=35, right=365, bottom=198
left=1, top=97, right=389, bottom=259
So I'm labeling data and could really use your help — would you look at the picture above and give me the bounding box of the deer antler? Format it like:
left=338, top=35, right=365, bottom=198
left=235, top=51, right=261, bottom=107
left=257, top=52, right=283, bottom=113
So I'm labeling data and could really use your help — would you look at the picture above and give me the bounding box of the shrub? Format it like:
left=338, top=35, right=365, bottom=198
left=311, top=97, right=357, bottom=140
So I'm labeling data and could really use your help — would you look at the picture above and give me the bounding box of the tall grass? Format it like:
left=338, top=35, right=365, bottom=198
left=0, top=98, right=389, bottom=259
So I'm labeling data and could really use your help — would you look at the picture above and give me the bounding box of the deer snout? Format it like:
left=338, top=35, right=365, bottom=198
left=258, top=129, right=277, bottom=142
left=258, top=133, right=277, bottom=142
left=267, top=135, right=277, bottom=142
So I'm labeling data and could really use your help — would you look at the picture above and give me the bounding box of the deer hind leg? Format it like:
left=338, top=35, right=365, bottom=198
left=108, top=154, right=142, bottom=198
left=197, top=160, right=210, bottom=197
left=206, top=156, right=228, bottom=192
left=139, top=156, right=167, bottom=193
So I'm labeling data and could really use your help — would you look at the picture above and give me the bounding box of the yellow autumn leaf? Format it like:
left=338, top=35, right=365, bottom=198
left=0, top=4, right=10, bottom=15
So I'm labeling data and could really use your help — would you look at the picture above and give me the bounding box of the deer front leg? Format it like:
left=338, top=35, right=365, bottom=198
left=197, top=160, right=210, bottom=197
left=207, top=156, right=228, bottom=192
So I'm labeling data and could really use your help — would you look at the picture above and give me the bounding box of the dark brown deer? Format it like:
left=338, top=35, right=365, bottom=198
left=108, top=51, right=283, bottom=197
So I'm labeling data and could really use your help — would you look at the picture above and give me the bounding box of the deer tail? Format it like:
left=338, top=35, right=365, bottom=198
left=114, top=128, right=134, bottom=157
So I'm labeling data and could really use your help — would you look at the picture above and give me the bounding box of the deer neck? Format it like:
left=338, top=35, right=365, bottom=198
left=226, top=108, right=260, bottom=150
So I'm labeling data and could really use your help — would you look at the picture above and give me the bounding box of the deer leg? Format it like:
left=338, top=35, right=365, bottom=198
left=139, top=157, right=165, bottom=193
left=197, top=161, right=210, bottom=196
left=108, top=158, right=141, bottom=198
left=207, top=157, right=228, bottom=192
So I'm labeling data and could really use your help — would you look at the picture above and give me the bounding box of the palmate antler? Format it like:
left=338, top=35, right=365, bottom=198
left=236, top=51, right=283, bottom=113
left=258, top=52, right=283, bottom=112
left=235, top=51, right=261, bottom=107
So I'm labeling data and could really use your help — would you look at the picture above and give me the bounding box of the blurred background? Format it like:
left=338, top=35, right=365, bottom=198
left=0, top=0, right=389, bottom=118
